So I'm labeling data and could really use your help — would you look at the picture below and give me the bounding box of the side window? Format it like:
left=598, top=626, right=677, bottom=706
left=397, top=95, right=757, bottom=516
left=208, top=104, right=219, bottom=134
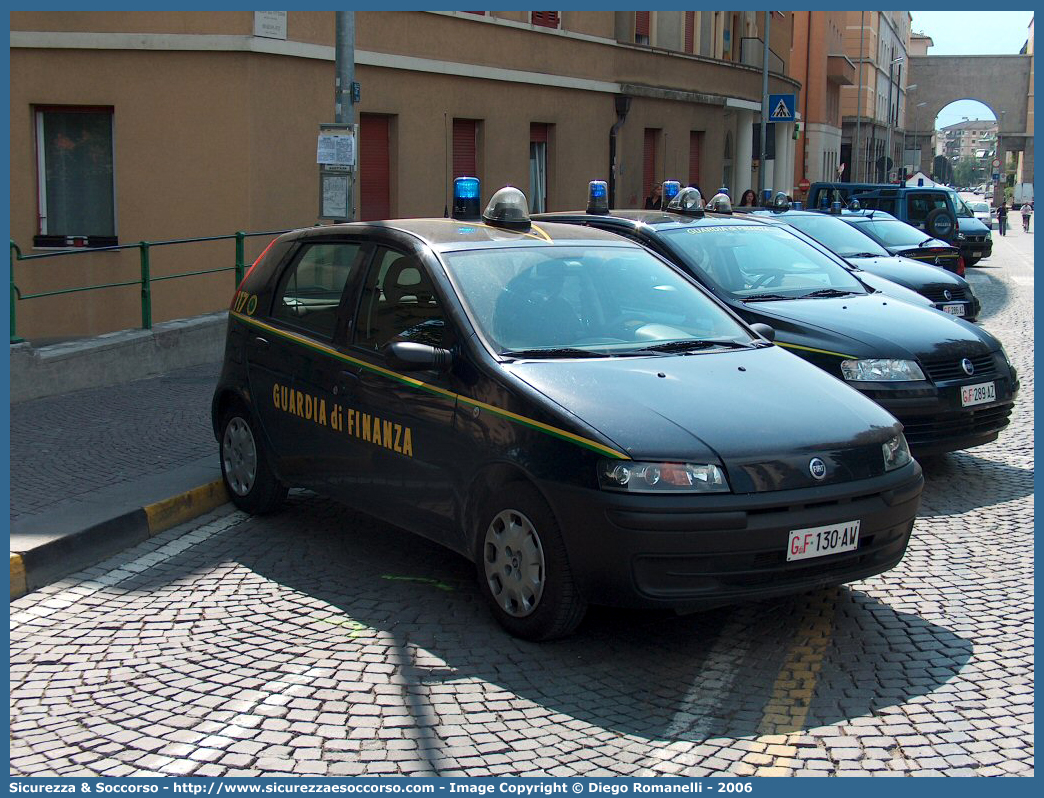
left=860, top=196, right=897, bottom=214
left=355, top=248, right=447, bottom=351
left=907, top=193, right=947, bottom=223
left=271, top=242, right=363, bottom=340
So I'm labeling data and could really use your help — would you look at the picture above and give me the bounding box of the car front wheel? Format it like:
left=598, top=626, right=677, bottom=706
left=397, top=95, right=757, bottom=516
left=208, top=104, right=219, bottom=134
left=477, top=483, right=586, bottom=640
left=220, top=407, right=287, bottom=514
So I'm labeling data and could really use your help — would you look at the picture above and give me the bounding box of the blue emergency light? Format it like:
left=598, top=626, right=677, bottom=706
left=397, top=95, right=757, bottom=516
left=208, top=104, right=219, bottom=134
left=586, top=181, right=609, bottom=214
left=830, top=201, right=842, bottom=215
left=453, top=177, right=481, bottom=220
left=718, top=186, right=730, bottom=197
left=772, top=192, right=790, bottom=212
left=792, top=201, right=803, bottom=210
left=663, top=181, right=681, bottom=203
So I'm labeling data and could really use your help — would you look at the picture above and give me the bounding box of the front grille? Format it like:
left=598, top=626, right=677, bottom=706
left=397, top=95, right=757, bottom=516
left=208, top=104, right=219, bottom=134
left=964, top=234, right=987, bottom=244
left=920, top=352, right=996, bottom=383
left=900, top=404, right=1012, bottom=447
left=922, top=286, right=969, bottom=303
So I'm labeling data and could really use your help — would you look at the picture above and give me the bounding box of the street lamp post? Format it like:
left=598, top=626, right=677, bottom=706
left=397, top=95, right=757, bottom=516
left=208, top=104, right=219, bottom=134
left=884, top=55, right=903, bottom=182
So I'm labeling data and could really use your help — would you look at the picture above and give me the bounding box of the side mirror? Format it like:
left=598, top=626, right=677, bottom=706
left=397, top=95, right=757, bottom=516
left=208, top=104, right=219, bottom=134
left=750, top=322, right=775, bottom=342
left=382, top=341, right=453, bottom=372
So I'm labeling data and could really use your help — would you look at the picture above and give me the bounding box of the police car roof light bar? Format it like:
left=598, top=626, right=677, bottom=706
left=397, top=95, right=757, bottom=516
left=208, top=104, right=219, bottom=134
left=665, top=187, right=705, bottom=217
left=482, top=186, right=532, bottom=231
left=452, top=177, right=481, bottom=221
left=587, top=180, right=609, bottom=215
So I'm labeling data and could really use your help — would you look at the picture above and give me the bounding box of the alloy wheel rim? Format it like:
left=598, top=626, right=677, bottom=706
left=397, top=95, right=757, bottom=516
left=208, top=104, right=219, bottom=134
left=222, top=417, right=258, bottom=496
left=483, top=509, right=546, bottom=618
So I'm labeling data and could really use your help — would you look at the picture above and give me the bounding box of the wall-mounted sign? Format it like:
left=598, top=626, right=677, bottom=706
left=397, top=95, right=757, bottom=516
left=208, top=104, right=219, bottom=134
left=254, top=11, right=287, bottom=40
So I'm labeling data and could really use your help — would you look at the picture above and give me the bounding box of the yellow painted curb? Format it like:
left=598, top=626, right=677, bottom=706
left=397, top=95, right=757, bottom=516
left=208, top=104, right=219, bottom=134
left=144, top=480, right=229, bottom=536
left=10, top=553, right=27, bottom=600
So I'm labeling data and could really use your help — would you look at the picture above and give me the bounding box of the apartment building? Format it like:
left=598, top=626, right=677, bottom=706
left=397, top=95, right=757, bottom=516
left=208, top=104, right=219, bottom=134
left=839, top=11, right=912, bottom=183
left=10, top=10, right=798, bottom=340
left=790, top=11, right=855, bottom=191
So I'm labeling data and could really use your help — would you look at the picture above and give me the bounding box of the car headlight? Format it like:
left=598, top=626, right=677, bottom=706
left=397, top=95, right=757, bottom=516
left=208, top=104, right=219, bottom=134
left=957, top=232, right=966, bottom=240
left=840, top=359, right=926, bottom=381
left=985, top=230, right=992, bottom=239
left=882, top=434, right=912, bottom=471
left=598, top=460, right=730, bottom=493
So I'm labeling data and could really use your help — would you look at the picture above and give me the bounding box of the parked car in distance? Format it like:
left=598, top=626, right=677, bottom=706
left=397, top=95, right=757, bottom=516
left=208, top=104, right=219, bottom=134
left=742, top=205, right=981, bottom=320
left=835, top=211, right=964, bottom=275
left=969, top=200, right=994, bottom=230
left=537, top=186, right=1018, bottom=457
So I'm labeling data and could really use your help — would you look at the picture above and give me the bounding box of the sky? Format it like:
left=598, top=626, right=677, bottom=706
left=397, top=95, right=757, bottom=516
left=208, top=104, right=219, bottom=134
left=909, top=10, right=1034, bottom=129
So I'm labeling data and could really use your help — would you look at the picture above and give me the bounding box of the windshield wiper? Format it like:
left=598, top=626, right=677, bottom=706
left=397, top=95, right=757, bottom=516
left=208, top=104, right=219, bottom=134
left=742, top=293, right=792, bottom=302
left=632, top=339, right=751, bottom=354
left=917, top=237, right=938, bottom=247
left=801, top=288, right=860, bottom=298
left=503, top=347, right=607, bottom=359
left=843, top=252, right=883, bottom=259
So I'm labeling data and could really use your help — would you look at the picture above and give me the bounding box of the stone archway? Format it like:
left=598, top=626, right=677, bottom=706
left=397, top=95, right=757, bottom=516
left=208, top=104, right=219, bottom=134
left=906, top=54, right=1032, bottom=200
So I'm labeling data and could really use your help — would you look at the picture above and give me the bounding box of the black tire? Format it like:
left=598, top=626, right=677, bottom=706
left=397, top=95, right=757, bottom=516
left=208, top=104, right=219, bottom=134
left=925, top=207, right=956, bottom=241
left=475, top=482, right=587, bottom=641
left=966, top=256, right=982, bottom=267
left=219, top=405, right=287, bottom=515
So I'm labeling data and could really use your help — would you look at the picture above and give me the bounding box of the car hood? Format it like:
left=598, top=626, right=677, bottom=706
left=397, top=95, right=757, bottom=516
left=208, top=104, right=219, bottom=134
left=850, top=255, right=965, bottom=288
left=958, top=216, right=990, bottom=234
left=503, top=346, right=901, bottom=492
left=849, top=267, right=933, bottom=307
left=745, top=293, right=997, bottom=359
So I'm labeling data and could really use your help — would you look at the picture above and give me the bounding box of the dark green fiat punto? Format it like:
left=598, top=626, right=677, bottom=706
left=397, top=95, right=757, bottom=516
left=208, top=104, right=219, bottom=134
left=213, top=185, right=923, bottom=640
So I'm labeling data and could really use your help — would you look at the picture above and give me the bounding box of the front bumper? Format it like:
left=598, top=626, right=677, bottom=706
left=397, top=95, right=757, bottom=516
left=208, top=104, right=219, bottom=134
left=960, top=238, right=993, bottom=261
left=541, top=463, right=923, bottom=610
left=855, top=370, right=1018, bottom=455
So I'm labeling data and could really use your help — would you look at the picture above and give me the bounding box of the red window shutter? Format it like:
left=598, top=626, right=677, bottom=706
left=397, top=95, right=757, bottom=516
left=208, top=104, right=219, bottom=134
left=689, top=131, right=702, bottom=187
left=359, top=114, right=390, bottom=222
left=452, top=119, right=477, bottom=179
left=684, top=12, right=695, bottom=53
left=635, top=11, right=650, bottom=39
left=532, top=12, right=559, bottom=29
left=643, top=129, right=657, bottom=196
left=530, top=123, right=549, bottom=144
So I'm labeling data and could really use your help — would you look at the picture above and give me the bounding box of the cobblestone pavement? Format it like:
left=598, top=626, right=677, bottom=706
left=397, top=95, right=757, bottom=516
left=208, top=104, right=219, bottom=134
left=10, top=232, right=1033, bottom=777
left=10, top=362, right=220, bottom=520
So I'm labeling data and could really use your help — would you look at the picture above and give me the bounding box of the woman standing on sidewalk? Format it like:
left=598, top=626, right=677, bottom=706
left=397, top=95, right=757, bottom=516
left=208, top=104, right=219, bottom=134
left=997, top=202, right=1009, bottom=236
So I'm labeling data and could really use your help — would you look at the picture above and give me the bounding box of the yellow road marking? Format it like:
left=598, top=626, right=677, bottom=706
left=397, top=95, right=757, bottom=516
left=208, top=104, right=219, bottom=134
left=144, top=481, right=229, bottom=536
left=749, top=587, right=840, bottom=775
left=10, top=553, right=27, bottom=600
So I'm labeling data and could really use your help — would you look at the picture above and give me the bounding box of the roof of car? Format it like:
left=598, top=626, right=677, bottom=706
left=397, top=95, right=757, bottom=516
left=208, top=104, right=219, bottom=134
left=282, top=217, right=632, bottom=252
left=533, top=209, right=769, bottom=232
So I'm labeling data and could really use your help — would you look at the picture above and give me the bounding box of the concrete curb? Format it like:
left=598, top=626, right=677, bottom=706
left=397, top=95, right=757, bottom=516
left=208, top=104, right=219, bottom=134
left=10, top=480, right=229, bottom=600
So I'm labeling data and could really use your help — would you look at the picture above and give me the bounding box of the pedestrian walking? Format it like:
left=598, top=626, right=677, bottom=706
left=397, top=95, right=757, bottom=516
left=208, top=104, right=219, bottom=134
left=997, top=202, right=1008, bottom=236
left=1021, top=202, right=1032, bottom=232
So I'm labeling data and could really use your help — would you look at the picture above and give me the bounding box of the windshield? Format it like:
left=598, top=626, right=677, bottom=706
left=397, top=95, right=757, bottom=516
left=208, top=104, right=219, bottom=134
left=659, top=223, right=867, bottom=300
left=778, top=215, right=889, bottom=258
left=947, top=190, right=974, bottom=217
left=853, top=219, right=942, bottom=248
left=441, top=245, right=754, bottom=357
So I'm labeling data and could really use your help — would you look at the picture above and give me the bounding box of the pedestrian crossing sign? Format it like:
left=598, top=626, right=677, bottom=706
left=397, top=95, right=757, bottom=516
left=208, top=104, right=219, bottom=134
left=767, top=93, right=796, bottom=123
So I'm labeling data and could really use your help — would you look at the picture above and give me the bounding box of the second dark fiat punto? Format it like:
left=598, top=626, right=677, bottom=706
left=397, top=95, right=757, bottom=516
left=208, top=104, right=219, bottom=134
left=213, top=184, right=923, bottom=640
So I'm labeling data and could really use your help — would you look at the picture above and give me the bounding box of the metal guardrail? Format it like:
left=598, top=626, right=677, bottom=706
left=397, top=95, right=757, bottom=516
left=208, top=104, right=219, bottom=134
left=9, top=230, right=289, bottom=344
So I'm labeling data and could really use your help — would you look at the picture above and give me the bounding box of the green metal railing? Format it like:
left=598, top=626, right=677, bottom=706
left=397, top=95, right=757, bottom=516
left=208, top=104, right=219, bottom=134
left=10, top=230, right=289, bottom=344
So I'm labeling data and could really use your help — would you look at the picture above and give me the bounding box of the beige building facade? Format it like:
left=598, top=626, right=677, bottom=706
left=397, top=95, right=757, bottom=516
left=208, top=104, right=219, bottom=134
left=10, top=10, right=798, bottom=341
left=839, top=11, right=912, bottom=183
left=790, top=11, right=854, bottom=193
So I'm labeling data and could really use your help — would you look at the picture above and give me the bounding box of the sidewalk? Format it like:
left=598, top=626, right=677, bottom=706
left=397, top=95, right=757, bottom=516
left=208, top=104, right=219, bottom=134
left=10, top=361, right=229, bottom=598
